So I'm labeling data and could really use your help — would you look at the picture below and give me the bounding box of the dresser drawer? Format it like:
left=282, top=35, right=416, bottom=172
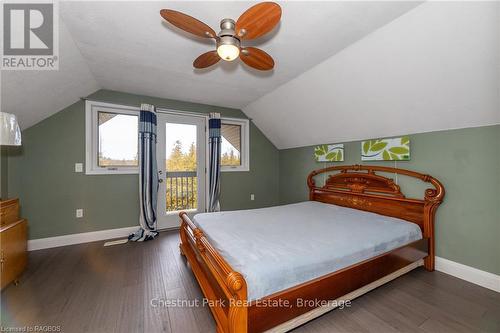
left=0, top=199, right=19, bottom=227
left=1, top=219, right=27, bottom=289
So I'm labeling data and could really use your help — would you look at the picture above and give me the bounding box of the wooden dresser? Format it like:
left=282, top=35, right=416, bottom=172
left=0, top=198, right=27, bottom=289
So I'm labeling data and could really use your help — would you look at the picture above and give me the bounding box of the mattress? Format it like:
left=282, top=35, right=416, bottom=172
left=193, top=201, right=422, bottom=301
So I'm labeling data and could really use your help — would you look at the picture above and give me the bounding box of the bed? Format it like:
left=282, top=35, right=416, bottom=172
left=178, top=165, right=445, bottom=333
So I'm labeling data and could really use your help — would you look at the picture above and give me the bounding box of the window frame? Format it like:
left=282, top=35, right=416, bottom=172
left=85, top=101, right=250, bottom=174
left=220, top=117, right=250, bottom=172
left=85, top=100, right=140, bottom=175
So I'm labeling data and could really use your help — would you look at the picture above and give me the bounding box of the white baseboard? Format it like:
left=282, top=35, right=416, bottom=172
left=435, top=256, right=500, bottom=293
left=27, top=226, right=139, bottom=251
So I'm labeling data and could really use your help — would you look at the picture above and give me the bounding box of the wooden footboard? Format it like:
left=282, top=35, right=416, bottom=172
left=179, top=165, right=444, bottom=333
left=179, top=212, right=248, bottom=333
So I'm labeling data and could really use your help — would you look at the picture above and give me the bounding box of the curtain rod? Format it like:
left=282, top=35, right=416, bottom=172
left=80, top=97, right=252, bottom=121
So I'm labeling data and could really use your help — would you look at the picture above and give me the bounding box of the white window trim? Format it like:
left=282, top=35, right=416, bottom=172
left=85, top=100, right=140, bottom=175
left=85, top=100, right=250, bottom=174
left=220, top=117, right=250, bottom=172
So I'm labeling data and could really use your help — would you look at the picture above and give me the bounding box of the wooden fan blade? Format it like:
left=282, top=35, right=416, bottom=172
left=240, top=47, right=274, bottom=71
left=236, top=2, right=281, bottom=40
left=160, top=9, right=216, bottom=38
left=193, top=51, right=220, bottom=69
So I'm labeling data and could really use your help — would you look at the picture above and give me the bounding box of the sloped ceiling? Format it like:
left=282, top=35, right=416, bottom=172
left=2, top=1, right=422, bottom=130
left=1, top=19, right=99, bottom=130
left=244, top=2, right=500, bottom=149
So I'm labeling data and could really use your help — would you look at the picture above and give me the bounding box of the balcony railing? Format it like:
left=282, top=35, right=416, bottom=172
left=166, top=171, right=197, bottom=212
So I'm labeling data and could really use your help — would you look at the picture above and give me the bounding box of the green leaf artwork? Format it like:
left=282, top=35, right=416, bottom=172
left=361, top=136, right=410, bottom=161
left=314, top=144, right=344, bottom=162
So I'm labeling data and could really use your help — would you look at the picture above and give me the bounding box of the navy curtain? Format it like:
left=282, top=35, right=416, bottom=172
left=129, top=104, right=159, bottom=242
left=208, top=112, right=221, bottom=212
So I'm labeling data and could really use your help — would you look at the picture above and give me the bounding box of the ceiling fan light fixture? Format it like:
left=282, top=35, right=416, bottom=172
left=217, top=44, right=239, bottom=61
left=217, top=36, right=240, bottom=61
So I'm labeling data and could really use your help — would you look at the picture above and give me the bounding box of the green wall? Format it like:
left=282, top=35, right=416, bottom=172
left=6, top=89, right=499, bottom=275
left=7, top=90, right=279, bottom=240
left=279, top=125, right=500, bottom=275
left=0, top=147, right=8, bottom=199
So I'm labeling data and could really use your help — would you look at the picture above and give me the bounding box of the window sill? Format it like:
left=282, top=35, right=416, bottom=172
left=85, top=169, right=139, bottom=175
left=221, top=167, right=250, bottom=172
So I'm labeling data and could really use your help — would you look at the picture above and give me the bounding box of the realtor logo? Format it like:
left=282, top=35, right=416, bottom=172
left=2, top=2, right=59, bottom=70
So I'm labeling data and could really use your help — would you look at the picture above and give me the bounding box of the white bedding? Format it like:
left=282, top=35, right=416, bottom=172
left=193, top=201, right=422, bottom=301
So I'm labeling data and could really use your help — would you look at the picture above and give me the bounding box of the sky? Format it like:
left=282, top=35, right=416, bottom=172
left=99, top=114, right=138, bottom=161
left=165, top=123, right=196, bottom=155
left=165, top=123, right=240, bottom=161
left=99, top=115, right=239, bottom=162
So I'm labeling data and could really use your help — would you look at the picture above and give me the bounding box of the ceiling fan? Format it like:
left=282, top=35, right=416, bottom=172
left=160, top=2, right=281, bottom=71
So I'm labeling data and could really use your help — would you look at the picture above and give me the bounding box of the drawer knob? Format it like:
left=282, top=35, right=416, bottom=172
left=0, top=251, right=4, bottom=272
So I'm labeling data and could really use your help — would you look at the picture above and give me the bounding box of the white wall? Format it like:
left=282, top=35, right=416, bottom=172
left=244, top=2, right=500, bottom=149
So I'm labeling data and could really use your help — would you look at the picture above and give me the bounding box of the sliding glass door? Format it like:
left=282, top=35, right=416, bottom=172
left=156, top=113, right=206, bottom=229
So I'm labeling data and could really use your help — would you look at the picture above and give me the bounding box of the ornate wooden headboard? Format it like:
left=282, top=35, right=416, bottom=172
left=307, top=164, right=445, bottom=270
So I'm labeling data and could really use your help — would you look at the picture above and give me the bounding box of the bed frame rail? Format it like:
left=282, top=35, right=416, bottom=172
left=179, top=212, right=247, bottom=333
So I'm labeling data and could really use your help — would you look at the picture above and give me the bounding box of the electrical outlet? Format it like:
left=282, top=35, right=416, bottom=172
left=75, top=163, right=83, bottom=173
left=76, top=209, right=84, bottom=218
left=250, top=194, right=255, bottom=201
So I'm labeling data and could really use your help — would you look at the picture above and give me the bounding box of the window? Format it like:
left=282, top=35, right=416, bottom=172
left=86, top=101, right=139, bottom=174
left=220, top=118, right=249, bottom=172
left=85, top=101, right=249, bottom=174
left=98, top=112, right=138, bottom=167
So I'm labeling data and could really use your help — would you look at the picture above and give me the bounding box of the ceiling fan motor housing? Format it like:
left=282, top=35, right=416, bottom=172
left=217, top=18, right=241, bottom=60
left=218, top=18, right=240, bottom=45
left=219, top=18, right=237, bottom=37
left=218, top=36, right=240, bottom=51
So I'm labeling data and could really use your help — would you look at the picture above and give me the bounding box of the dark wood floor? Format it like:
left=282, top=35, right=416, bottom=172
left=1, top=231, right=499, bottom=333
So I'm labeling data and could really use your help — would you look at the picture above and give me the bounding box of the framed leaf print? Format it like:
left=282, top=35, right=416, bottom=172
left=314, top=144, right=344, bottom=162
left=361, top=136, right=410, bottom=161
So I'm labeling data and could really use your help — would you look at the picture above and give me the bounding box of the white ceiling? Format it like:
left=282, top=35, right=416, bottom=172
left=1, top=18, right=99, bottom=130
left=2, top=1, right=422, bottom=130
left=244, top=1, right=500, bottom=149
